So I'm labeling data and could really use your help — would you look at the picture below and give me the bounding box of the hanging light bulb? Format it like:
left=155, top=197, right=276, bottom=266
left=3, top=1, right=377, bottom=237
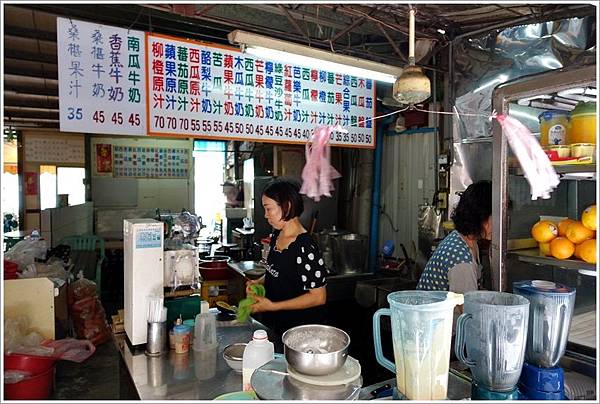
left=393, top=7, right=431, bottom=105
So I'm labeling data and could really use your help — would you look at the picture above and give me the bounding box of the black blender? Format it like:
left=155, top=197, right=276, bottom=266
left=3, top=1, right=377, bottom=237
left=513, top=280, right=576, bottom=400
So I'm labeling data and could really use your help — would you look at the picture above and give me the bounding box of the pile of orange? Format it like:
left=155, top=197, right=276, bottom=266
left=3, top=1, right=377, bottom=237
left=531, top=205, right=596, bottom=264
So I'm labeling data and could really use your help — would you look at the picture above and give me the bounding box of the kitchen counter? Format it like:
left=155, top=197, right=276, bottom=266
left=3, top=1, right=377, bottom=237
left=359, top=369, right=472, bottom=400
left=114, top=314, right=273, bottom=400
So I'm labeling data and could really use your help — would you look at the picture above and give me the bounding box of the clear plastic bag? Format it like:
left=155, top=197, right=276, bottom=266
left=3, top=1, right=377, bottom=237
left=4, top=238, right=48, bottom=270
left=41, top=338, right=96, bottom=363
left=4, top=370, right=34, bottom=384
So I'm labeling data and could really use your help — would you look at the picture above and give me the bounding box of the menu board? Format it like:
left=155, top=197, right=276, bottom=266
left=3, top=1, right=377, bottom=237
left=25, top=136, right=85, bottom=163
left=112, top=145, right=189, bottom=178
left=57, top=18, right=146, bottom=135
left=147, top=33, right=376, bottom=148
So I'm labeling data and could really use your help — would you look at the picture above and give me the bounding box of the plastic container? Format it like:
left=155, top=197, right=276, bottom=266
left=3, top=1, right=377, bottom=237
left=193, top=312, right=217, bottom=351
left=454, top=291, right=529, bottom=392
left=373, top=291, right=464, bottom=400
left=569, top=101, right=596, bottom=144
left=512, top=280, right=576, bottom=368
left=4, top=353, right=57, bottom=374
left=173, top=324, right=191, bottom=354
left=544, top=145, right=570, bottom=159
left=242, top=329, right=274, bottom=392
left=4, top=366, right=54, bottom=400
left=571, top=143, right=596, bottom=159
left=4, top=260, right=18, bottom=279
left=539, top=110, right=570, bottom=146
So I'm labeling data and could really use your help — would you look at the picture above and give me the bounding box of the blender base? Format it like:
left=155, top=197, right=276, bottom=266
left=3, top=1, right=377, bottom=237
left=519, top=361, right=565, bottom=400
left=471, top=383, right=520, bottom=400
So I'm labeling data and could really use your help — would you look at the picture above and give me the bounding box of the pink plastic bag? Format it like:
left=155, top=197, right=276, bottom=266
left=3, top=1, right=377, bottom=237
left=41, top=338, right=96, bottom=363
left=300, top=125, right=343, bottom=201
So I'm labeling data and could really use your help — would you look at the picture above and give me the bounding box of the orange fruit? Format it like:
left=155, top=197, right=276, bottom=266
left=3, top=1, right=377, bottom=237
left=565, top=221, right=595, bottom=244
left=531, top=220, right=558, bottom=243
left=539, top=242, right=551, bottom=257
left=558, top=218, right=575, bottom=237
left=581, top=205, right=596, bottom=231
left=578, top=239, right=596, bottom=264
left=574, top=243, right=583, bottom=259
left=549, top=237, right=575, bottom=260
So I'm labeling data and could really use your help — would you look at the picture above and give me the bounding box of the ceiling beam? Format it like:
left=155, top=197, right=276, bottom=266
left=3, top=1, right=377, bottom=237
left=3, top=83, right=59, bottom=96
left=4, top=66, right=58, bottom=80
left=242, top=4, right=349, bottom=31
left=4, top=93, right=59, bottom=109
left=278, top=5, right=311, bottom=43
left=377, top=24, right=407, bottom=63
left=5, top=48, right=56, bottom=64
left=330, top=15, right=367, bottom=44
left=4, top=107, right=59, bottom=120
left=4, top=24, right=56, bottom=42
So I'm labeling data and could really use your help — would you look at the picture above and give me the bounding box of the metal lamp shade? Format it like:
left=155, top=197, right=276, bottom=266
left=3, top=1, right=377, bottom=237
left=393, top=65, right=431, bottom=105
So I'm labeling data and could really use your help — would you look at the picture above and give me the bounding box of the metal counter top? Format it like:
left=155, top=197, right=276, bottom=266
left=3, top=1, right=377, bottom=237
left=114, top=316, right=270, bottom=400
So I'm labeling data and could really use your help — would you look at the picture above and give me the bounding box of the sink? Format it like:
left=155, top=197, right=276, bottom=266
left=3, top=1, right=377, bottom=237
left=228, top=261, right=267, bottom=280
left=354, top=277, right=418, bottom=308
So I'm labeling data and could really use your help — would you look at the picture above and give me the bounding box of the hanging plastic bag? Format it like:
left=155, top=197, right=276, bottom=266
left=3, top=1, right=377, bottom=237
left=300, top=125, right=343, bottom=201
left=495, top=114, right=560, bottom=200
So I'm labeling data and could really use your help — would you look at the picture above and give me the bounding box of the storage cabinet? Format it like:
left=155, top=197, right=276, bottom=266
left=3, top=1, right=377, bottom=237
left=490, top=65, right=596, bottom=366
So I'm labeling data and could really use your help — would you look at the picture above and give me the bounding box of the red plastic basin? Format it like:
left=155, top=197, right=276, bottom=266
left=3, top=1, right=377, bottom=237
left=4, top=366, right=54, bottom=400
left=199, top=261, right=231, bottom=280
left=4, top=353, right=57, bottom=374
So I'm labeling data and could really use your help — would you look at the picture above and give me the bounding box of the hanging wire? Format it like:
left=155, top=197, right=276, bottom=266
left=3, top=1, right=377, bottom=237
left=349, top=106, right=410, bottom=128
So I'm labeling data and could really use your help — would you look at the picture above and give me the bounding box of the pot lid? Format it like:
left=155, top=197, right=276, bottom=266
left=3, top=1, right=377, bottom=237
left=513, top=280, right=575, bottom=295
left=320, top=225, right=348, bottom=236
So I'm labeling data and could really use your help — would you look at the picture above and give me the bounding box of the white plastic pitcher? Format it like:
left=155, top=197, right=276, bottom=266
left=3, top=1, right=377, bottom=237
left=373, top=291, right=464, bottom=400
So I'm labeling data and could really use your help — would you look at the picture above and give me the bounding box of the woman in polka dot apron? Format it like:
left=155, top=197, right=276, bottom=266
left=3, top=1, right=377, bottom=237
left=417, top=181, right=492, bottom=294
left=246, top=179, right=328, bottom=335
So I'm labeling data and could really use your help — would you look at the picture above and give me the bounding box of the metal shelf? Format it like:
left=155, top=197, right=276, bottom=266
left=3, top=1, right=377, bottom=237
left=510, top=248, right=596, bottom=275
left=509, top=164, right=596, bottom=180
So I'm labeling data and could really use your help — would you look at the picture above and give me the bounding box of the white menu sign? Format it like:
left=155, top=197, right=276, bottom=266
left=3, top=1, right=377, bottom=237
left=147, top=34, right=376, bottom=148
left=57, top=18, right=146, bottom=135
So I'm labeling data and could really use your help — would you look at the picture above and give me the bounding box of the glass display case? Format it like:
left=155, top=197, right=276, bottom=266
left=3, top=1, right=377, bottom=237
left=490, top=65, right=596, bottom=373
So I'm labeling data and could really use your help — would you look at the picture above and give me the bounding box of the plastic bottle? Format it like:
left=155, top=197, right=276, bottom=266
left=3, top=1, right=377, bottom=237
left=242, top=329, right=274, bottom=392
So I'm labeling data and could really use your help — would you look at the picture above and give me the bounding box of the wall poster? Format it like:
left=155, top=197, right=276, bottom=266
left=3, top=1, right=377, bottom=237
left=95, top=144, right=113, bottom=174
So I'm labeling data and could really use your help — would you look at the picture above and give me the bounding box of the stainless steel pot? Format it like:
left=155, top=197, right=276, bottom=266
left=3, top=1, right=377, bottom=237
left=314, top=226, right=349, bottom=273
left=282, top=324, right=350, bottom=376
left=333, top=234, right=368, bottom=274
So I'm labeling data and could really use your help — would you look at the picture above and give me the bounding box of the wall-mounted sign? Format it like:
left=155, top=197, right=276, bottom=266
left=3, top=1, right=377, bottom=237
left=147, top=34, right=375, bottom=148
left=57, top=19, right=376, bottom=148
left=25, top=136, right=85, bottom=163
left=57, top=18, right=146, bottom=135
left=112, top=146, right=189, bottom=178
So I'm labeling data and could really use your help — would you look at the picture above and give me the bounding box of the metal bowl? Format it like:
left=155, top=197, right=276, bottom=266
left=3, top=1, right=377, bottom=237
left=282, top=325, right=350, bottom=376
left=223, top=343, right=246, bottom=372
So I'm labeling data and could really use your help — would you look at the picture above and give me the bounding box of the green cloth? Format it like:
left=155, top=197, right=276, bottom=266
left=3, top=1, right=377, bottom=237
left=236, top=284, right=265, bottom=323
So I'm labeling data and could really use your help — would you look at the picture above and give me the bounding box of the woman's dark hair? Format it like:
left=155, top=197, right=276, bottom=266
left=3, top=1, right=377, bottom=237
left=262, top=179, right=304, bottom=221
left=451, top=180, right=492, bottom=239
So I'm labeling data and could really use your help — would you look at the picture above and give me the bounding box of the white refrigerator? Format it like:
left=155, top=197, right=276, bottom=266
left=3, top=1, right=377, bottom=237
left=124, top=219, right=164, bottom=346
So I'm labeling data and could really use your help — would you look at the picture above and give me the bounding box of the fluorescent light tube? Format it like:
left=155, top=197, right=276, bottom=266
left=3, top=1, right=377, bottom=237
left=228, top=30, right=402, bottom=84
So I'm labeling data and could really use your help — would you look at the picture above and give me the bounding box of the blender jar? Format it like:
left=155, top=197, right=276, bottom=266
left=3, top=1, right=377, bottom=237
left=454, top=291, right=530, bottom=392
left=513, top=280, right=576, bottom=368
left=373, top=291, right=463, bottom=400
